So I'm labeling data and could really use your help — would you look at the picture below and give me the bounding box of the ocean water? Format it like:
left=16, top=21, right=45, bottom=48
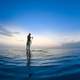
left=0, top=47, right=80, bottom=80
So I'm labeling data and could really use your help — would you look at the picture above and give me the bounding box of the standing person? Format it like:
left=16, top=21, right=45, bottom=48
left=26, top=33, right=33, bottom=59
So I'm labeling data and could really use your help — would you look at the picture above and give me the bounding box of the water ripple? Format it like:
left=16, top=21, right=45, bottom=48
left=0, top=48, right=80, bottom=80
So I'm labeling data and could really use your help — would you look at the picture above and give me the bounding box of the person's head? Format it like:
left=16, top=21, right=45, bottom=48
left=29, top=33, right=31, bottom=36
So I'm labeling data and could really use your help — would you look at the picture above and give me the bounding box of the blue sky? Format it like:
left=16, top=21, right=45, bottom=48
left=0, top=0, right=80, bottom=47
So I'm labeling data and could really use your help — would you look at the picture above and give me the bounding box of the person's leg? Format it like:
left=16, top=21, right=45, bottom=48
left=26, top=45, right=29, bottom=58
left=26, top=44, right=31, bottom=66
left=28, top=43, right=31, bottom=57
left=26, top=42, right=31, bottom=60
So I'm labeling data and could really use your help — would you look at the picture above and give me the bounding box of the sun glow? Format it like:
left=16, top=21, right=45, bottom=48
left=0, top=32, right=58, bottom=47
left=32, top=36, right=58, bottom=47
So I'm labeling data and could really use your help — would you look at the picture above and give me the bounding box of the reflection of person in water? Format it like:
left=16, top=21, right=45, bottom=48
left=26, top=33, right=33, bottom=59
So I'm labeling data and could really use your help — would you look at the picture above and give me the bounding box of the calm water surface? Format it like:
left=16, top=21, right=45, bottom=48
left=0, top=47, right=80, bottom=80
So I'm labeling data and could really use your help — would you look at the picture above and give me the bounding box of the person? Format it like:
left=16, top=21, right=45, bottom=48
left=26, top=33, right=33, bottom=59
left=26, top=33, right=33, bottom=80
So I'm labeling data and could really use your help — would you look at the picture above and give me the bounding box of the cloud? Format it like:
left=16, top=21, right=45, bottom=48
left=61, top=41, right=80, bottom=48
left=0, top=25, right=20, bottom=37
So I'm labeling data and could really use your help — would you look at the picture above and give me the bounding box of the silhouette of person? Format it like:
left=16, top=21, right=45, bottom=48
left=26, top=33, right=33, bottom=59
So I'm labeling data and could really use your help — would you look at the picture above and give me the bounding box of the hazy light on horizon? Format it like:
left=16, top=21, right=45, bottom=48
left=0, top=25, right=80, bottom=47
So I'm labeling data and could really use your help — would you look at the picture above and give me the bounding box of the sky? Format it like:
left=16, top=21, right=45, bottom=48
left=0, top=0, right=80, bottom=47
